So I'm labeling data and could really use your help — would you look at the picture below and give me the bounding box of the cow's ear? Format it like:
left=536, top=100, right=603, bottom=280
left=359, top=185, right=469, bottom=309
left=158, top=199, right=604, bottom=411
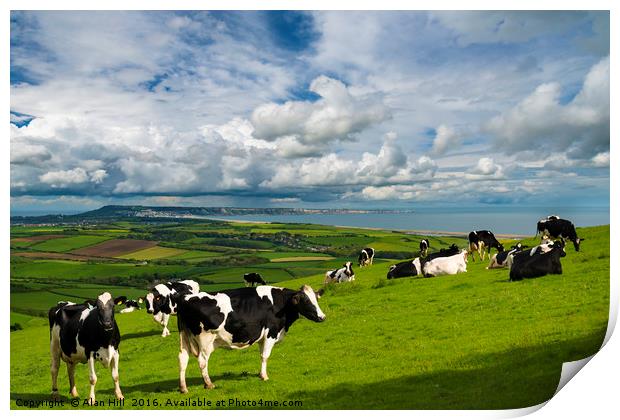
left=114, top=296, right=127, bottom=305
left=84, top=299, right=96, bottom=307
left=292, top=294, right=300, bottom=305
left=138, top=297, right=144, bottom=303
left=316, top=288, right=325, bottom=299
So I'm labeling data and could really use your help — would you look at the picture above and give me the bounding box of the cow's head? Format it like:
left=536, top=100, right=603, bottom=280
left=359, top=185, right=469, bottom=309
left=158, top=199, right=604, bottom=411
left=461, top=250, right=469, bottom=262
left=574, top=237, right=585, bottom=252
left=344, top=261, right=353, bottom=276
left=292, top=285, right=326, bottom=322
left=94, top=292, right=122, bottom=331
left=553, top=240, right=567, bottom=257
left=145, top=285, right=173, bottom=315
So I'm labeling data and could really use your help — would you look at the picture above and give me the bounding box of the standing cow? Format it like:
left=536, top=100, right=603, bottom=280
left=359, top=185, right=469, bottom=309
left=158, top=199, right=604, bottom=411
left=176, top=285, right=325, bottom=392
left=468, top=230, right=504, bottom=261
left=145, top=280, right=200, bottom=337
left=536, top=217, right=584, bottom=251
left=358, top=248, right=375, bottom=267
left=49, top=293, right=125, bottom=404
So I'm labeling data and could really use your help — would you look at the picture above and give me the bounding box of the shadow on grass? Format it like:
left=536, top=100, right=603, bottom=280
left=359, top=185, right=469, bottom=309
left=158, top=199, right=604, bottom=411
left=122, top=330, right=162, bottom=340
left=284, top=331, right=606, bottom=410
left=98, top=371, right=253, bottom=394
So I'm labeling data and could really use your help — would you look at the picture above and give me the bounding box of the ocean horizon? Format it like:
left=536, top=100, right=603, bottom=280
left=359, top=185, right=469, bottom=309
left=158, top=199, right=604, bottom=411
left=212, top=206, right=610, bottom=236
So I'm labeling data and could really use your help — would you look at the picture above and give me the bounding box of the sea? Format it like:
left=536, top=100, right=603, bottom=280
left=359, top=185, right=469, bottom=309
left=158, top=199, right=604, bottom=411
left=212, top=206, right=610, bottom=236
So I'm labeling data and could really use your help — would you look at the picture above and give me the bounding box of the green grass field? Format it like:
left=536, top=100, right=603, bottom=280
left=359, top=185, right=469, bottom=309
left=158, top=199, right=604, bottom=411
left=29, top=235, right=111, bottom=252
left=119, top=246, right=187, bottom=260
left=9, top=222, right=609, bottom=409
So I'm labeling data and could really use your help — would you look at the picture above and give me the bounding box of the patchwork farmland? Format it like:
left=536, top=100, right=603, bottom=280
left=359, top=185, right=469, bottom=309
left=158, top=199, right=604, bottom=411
left=10, top=219, right=609, bottom=409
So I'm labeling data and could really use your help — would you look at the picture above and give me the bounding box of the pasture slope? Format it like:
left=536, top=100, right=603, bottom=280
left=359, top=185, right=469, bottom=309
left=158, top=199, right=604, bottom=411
left=10, top=225, right=609, bottom=409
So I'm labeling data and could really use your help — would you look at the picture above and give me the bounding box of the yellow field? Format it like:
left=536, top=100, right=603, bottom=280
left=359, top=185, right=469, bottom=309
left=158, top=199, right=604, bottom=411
left=270, top=256, right=335, bottom=262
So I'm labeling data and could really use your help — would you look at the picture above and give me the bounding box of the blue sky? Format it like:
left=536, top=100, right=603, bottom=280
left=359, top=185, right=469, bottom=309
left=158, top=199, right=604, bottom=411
left=10, top=11, right=610, bottom=214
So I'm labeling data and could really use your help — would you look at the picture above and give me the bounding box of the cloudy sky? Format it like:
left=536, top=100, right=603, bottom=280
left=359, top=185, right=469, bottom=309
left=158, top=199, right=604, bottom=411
left=10, top=11, right=610, bottom=214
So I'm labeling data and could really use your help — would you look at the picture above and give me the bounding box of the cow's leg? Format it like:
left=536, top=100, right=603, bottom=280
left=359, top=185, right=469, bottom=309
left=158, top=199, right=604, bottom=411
left=110, top=349, right=123, bottom=400
left=178, top=331, right=191, bottom=393
left=258, top=336, right=277, bottom=381
left=67, top=362, right=78, bottom=398
left=197, top=333, right=216, bottom=389
left=468, top=243, right=476, bottom=261
left=87, top=356, right=97, bottom=405
left=161, top=313, right=171, bottom=337
left=50, top=336, right=61, bottom=397
left=478, top=241, right=485, bottom=261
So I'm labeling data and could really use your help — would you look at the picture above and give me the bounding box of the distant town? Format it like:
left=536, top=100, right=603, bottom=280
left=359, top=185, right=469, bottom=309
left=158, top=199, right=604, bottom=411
left=10, top=205, right=414, bottom=226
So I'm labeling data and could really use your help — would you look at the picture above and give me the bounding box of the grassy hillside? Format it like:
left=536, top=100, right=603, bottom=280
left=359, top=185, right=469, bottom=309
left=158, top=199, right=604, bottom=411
left=9, top=223, right=609, bottom=409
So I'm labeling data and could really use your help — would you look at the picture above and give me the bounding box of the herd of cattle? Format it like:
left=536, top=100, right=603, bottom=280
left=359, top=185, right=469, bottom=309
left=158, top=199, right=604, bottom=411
left=47, top=215, right=582, bottom=403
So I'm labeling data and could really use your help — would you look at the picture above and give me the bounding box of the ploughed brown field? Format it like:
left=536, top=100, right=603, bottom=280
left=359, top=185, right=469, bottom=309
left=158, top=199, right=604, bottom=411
left=10, top=235, right=66, bottom=243
left=71, top=239, right=157, bottom=257
left=11, top=252, right=112, bottom=262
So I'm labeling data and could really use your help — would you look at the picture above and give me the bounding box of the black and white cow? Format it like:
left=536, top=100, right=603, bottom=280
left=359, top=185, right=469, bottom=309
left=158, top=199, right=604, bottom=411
left=422, top=244, right=460, bottom=263
left=535, top=218, right=584, bottom=251
left=487, top=243, right=528, bottom=269
left=419, top=239, right=430, bottom=258
left=509, top=241, right=567, bottom=281
left=244, top=273, right=266, bottom=287
left=119, top=298, right=142, bottom=314
left=507, top=238, right=562, bottom=269
left=176, top=285, right=325, bottom=391
left=358, top=247, right=375, bottom=267
left=48, top=293, right=125, bottom=404
left=468, top=230, right=504, bottom=261
left=145, top=280, right=200, bottom=337
left=324, top=262, right=355, bottom=284
left=387, top=258, right=422, bottom=279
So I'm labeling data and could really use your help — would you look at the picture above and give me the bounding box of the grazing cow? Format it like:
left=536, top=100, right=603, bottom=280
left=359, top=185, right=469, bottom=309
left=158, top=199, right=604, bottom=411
left=423, top=244, right=460, bottom=262
left=244, top=273, right=266, bottom=287
left=487, top=243, right=528, bottom=269
left=468, top=230, right=504, bottom=261
left=145, top=280, right=200, bottom=337
left=49, top=293, right=125, bottom=404
left=119, top=298, right=142, bottom=314
left=509, top=241, right=566, bottom=281
left=535, top=218, right=584, bottom=251
left=387, top=258, right=422, bottom=279
left=324, top=262, right=355, bottom=284
left=419, top=239, right=430, bottom=258
left=358, top=247, right=375, bottom=267
left=423, top=250, right=468, bottom=277
left=176, top=285, right=325, bottom=391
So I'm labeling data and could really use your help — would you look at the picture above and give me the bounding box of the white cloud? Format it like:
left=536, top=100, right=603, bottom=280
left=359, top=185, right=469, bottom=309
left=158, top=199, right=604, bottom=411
left=469, top=157, right=503, bottom=177
left=10, top=143, right=51, bottom=164
left=251, top=75, right=390, bottom=149
left=591, top=152, right=610, bottom=167
left=431, top=125, right=460, bottom=156
left=485, top=56, right=609, bottom=159
left=39, top=168, right=89, bottom=187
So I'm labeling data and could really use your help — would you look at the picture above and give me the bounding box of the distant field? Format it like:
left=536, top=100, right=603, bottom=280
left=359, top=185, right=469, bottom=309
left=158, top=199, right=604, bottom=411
left=270, top=256, right=335, bottom=262
left=119, top=246, right=186, bottom=260
left=72, top=239, right=157, bottom=257
left=11, top=234, right=66, bottom=242
left=29, top=235, right=110, bottom=252
left=11, top=252, right=109, bottom=262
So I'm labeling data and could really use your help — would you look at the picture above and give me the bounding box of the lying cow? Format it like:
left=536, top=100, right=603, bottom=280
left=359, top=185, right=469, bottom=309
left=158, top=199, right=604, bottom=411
left=424, top=250, right=468, bottom=277
left=507, top=238, right=562, bottom=269
left=325, top=262, right=355, bottom=284
left=358, top=247, right=375, bottom=267
left=119, top=297, right=142, bottom=314
left=419, top=239, right=430, bottom=258
left=536, top=217, right=584, bottom=251
left=468, top=230, right=504, bottom=261
left=145, top=280, right=200, bottom=337
left=176, top=285, right=325, bottom=392
left=387, top=258, right=422, bottom=279
left=244, top=272, right=266, bottom=287
left=510, top=241, right=566, bottom=281
left=49, top=293, right=125, bottom=404
left=487, top=243, right=528, bottom=269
